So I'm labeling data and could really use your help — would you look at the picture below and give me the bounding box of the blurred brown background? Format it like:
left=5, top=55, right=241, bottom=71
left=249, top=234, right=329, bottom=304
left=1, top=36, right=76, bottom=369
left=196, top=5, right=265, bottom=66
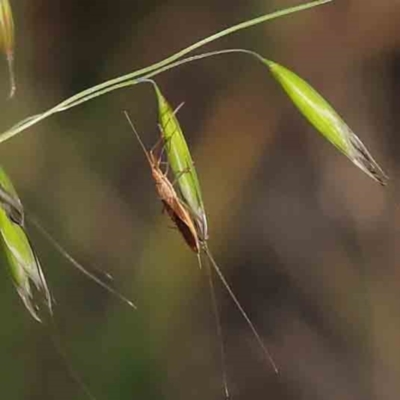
left=0, top=1, right=399, bottom=399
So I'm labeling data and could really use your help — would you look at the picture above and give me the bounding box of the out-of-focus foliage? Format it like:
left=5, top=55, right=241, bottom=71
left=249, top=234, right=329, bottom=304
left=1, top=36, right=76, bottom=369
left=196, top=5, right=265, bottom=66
left=0, top=1, right=399, bottom=400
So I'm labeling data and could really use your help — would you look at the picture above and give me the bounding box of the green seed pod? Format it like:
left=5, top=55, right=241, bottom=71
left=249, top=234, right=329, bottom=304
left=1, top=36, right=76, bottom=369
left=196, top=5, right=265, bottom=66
left=0, top=0, right=15, bottom=97
left=0, top=0, right=14, bottom=56
left=263, top=59, right=388, bottom=185
left=146, top=80, right=208, bottom=241
left=0, top=167, right=51, bottom=322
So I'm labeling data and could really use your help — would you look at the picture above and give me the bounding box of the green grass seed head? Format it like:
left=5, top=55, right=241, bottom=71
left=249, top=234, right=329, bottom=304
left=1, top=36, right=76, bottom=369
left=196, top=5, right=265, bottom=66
left=0, top=166, right=24, bottom=224
left=0, top=0, right=15, bottom=97
left=0, top=167, right=52, bottom=322
left=263, top=59, right=388, bottom=186
left=148, top=80, right=209, bottom=241
left=0, top=0, right=14, bottom=58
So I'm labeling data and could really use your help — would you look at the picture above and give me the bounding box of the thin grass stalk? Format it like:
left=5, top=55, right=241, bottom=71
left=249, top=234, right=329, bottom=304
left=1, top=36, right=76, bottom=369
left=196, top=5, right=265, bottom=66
left=0, top=0, right=332, bottom=143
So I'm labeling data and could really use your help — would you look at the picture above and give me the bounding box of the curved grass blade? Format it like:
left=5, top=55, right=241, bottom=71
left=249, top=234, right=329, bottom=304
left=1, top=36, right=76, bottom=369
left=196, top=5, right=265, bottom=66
left=0, top=167, right=51, bottom=322
left=0, top=0, right=15, bottom=98
left=261, top=58, right=388, bottom=185
left=0, top=0, right=332, bottom=143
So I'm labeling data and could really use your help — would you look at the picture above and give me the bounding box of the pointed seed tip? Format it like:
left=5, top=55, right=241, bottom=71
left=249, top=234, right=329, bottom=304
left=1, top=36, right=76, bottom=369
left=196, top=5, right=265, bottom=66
left=128, top=300, right=137, bottom=309
left=105, top=272, right=114, bottom=280
left=224, top=387, right=230, bottom=400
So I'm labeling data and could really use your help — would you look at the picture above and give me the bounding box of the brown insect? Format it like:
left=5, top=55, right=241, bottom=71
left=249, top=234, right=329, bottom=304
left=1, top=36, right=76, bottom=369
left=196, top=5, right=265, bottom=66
left=124, top=111, right=278, bottom=398
left=124, top=111, right=200, bottom=254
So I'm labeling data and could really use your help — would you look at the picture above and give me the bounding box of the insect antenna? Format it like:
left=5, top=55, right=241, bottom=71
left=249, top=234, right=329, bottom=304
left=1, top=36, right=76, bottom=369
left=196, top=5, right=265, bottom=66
left=124, top=111, right=154, bottom=166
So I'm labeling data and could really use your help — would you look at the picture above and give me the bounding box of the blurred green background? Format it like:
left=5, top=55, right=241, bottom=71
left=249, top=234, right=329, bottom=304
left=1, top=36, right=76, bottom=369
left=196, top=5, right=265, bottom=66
left=0, top=1, right=399, bottom=399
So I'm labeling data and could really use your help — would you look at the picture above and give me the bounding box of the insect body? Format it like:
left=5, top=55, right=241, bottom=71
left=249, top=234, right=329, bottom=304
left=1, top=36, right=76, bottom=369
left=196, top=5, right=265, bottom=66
left=125, top=108, right=277, bottom=399
left=161, top=199, right=199, bottom=253
left=124, top=111, right=200, bottom=253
